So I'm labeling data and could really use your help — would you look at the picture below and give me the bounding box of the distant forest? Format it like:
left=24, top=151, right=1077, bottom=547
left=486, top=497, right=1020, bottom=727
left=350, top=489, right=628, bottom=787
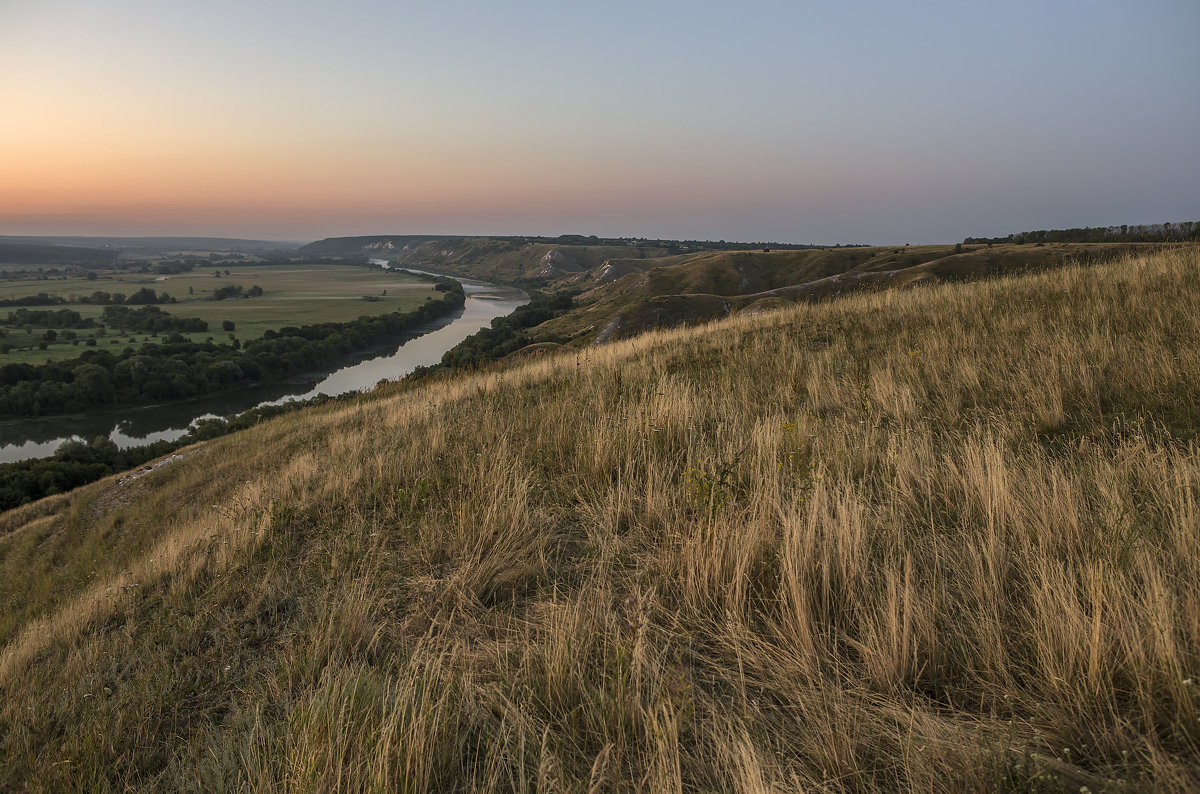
left=965, top=222, right=1199, bottom=245
left=0, top=243, right=118, bottom=268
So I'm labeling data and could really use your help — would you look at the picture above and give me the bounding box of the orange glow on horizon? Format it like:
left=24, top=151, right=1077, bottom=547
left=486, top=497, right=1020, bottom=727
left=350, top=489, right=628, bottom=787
left=3, top=127, right=813, bottom=234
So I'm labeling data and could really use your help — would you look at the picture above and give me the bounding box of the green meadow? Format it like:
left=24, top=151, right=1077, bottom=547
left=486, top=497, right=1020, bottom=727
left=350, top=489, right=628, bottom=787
left=0, top=263, right=439, bottom=364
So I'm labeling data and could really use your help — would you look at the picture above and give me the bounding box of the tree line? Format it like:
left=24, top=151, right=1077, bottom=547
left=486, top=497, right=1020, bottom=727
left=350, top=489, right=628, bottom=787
left=965, top=222, right=1200, bottom=245
left=5, top=308, right=99, bottom=329
left=410, top=289, right=573, bottom=376
left=213, top=284, right=263, bottom=300
left=101, top=305, right=209, bottom=333
left=0, top=286, right=175, bottom=308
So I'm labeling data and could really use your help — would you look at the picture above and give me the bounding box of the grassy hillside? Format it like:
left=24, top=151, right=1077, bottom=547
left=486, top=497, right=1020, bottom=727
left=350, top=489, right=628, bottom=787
left=2, top=248, right=1199, bottom=790
left=529, top=242, right=1176, bottom=346
left=302, top=235, right=692, bottom=285
left=387, top=238, right=673, bottom=284
left=307, top=237, right=1182, bottom=351
left=300, top=234, right=823, bottom=286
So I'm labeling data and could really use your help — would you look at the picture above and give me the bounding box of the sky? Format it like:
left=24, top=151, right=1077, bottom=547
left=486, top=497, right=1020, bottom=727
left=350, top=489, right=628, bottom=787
left=1, top=0, right=1197, bottom=244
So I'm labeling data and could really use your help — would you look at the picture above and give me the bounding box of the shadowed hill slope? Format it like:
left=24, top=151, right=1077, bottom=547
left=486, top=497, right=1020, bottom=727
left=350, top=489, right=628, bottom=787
left=2, top=248, right=1198, bottom=791
left=299, top=235, right=715, bottom=285
left=536, top=242, right=1177, bottom=345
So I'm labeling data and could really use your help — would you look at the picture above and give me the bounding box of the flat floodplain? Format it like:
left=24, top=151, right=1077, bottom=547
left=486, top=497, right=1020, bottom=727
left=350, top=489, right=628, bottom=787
left=0, top=263, right=439, bottom=363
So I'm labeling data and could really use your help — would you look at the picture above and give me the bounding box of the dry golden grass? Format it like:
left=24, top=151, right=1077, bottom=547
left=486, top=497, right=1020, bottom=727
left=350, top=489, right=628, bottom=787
left=1, top=247, right=1198, bottom=791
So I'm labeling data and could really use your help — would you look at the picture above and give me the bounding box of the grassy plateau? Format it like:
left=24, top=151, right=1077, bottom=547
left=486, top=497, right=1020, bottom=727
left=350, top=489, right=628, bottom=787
left=0, top=247, right=1197, bottom=791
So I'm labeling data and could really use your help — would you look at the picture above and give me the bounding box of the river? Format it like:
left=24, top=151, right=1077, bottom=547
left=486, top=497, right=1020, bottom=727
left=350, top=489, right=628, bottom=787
left=0, top=262, right=526, bottom=464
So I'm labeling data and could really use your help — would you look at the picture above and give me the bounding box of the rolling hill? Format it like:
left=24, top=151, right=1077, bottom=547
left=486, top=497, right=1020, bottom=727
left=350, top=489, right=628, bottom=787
left=299, top=234, right=819, bottom=286
left=1, top=246, right=1198, bottom=790
left=519, top=242, right=1178, bottom=347
left=310, top=235, right=1182, bottom=350
left=0, top=236, right=297, bottom=254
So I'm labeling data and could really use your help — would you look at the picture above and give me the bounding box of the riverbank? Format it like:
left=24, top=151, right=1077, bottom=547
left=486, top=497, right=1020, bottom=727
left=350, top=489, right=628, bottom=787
left=1, top=270, right=527, bottom=464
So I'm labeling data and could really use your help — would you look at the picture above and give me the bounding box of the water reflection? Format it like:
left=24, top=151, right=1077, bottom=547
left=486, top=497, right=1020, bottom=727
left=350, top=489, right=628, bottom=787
left=0, top=265, right=526, bottom=463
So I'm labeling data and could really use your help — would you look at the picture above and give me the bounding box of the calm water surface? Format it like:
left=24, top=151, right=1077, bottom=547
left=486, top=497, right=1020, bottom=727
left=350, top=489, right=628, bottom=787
left=0, top=263, right=526, bottom=463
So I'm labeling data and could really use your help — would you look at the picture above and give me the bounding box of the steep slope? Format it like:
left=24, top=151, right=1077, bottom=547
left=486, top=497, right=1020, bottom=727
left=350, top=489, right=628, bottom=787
left=2, top=249, right=1199, bottom=791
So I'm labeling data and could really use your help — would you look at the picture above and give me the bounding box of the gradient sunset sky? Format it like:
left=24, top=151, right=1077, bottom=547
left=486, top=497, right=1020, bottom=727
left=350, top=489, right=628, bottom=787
left=2, top=0, right=1197, bottom=244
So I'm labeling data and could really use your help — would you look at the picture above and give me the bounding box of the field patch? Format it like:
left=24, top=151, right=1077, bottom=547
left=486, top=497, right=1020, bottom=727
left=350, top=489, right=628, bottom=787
left=0, top=263, right=438, bottom=363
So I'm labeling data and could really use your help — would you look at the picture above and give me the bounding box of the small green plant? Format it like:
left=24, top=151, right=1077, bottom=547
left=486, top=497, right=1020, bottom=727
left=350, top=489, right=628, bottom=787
left=686, top=446, right=745, bottom=512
